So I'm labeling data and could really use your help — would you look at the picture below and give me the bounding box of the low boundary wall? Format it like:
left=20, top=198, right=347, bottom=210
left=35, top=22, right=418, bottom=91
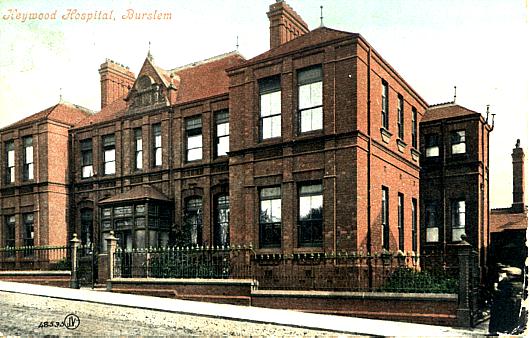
left=108, top=278, right=458, bottom=326
left=0, top=271, right=71, bottom=288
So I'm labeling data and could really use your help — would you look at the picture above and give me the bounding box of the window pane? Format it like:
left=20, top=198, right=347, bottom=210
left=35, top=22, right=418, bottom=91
left=136, top=138, right=142, bottom=151
left=136, top=151, right=143, bottom=169
left=452, top=228, right=466, bottom=242
left=311, top=82, right=322, bottom=106
left=155, top=135, right=162, bottom=148
left=260, top=94, right=271, bottom=117
left=25, top=146, right=33, bottom=163
left=426, top=146, right=439, bottom=157
left=27, top=163, right=34, bottom=180
left=149, top=230, right=158, bottom=247
left=82, top=165, right=94, bottom=178
left=452, top=143, right=466, bottom=154
left=312, top=107, right=323, bottom=130
left=155, top=148, right=162, bottom=166
left=105, top=149, right=115, bottom=162
left=188, top=148, right=202, bottom=161
left=217, top=122, right=229, bottom=136
left=105, top=161, right=115, bottom=175
left=7, top=150, right=14, bottom=166
left=188, top=134, right=202, bottom=149
left=135, top=217, right=145, bottom=227
left=218, top=136, right=229, bottom=156
left=262, top=117, right=272, bottom=139
left=270, top=91, right=281, bottom=114
left=299, top=84, right=312, bottom=109
left=271, top=115, right=281, bottom=138
left=270, top=198, right=282, bottom=222
left=299, top=195, right=312, bottom=220
left=260, top=187, right=281, bottom=198
left=427, top=228, right=439, bottom=242
left=136, top=230, right=145, bottom=249
left=300, top=109, right=312, bottom=133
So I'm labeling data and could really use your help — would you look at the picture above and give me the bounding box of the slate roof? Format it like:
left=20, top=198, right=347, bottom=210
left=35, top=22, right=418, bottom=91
left=422, top=103, right=481, bottom=123
left=490, top=208, right=528, bottom=232
left=231, top=27, right=356, bottom=69
left=99, top=184, right=171, bottom=205
left=2, top=102, right=93, bottom=130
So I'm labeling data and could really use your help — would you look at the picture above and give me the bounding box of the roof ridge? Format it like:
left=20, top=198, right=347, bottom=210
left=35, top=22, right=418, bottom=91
left=169, top=50, right=242, bottom=73
left=428, top=101, right=456, bottom=109
left=57, top=101, right=95, bottom=115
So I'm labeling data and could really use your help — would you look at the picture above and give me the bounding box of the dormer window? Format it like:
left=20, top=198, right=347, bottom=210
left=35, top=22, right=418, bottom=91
left=131, top=75, right=166, bottom=108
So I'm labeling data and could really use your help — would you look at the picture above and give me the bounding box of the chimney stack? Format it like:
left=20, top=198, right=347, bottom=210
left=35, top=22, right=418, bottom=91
left=267, top=0, right=309, bottom=49
left=511, top=139, right=525, bottom=212
left=98, top=59, right=136, bottom=109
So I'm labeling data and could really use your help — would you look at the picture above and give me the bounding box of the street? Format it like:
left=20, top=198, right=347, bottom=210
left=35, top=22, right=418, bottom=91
left=0, top=291, right=335, bottom=336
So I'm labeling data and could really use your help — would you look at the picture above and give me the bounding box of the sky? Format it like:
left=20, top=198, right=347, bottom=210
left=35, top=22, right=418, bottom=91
left=0, top=0, right=527, bottom=208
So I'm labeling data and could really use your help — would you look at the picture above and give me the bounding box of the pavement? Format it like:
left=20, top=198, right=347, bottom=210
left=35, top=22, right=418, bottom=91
left=0, top=280, right=489, bottom=336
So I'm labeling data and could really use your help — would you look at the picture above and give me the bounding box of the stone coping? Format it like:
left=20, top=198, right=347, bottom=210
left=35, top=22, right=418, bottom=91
left=0, top=270, right=71, bottom=276
left=251, top=289, right=457, bottom=301
left=111, top=278, right=257, bottom=286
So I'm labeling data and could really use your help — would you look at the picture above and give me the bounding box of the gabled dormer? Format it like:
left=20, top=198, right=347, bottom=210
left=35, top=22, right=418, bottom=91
left=126, top=53, right=178, bottom=113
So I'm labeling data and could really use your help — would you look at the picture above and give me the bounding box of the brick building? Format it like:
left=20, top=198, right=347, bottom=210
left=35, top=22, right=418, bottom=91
left=0, top=103, right=91, bottom=258
left=419, top=103, right=493, bottom=273
left=0, top=1, right=493, bottom=273
left=489, top=140, right=527, bottom=270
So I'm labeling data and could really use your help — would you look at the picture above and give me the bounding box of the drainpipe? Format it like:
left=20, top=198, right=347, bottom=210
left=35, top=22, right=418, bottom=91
left=366, top=46, right=372, bottom=255
left=366, top=46, right=373, bottom=290
left=333, top=59, right=337, bottom=254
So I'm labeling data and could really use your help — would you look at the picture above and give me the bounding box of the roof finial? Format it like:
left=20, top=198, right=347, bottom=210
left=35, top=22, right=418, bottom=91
left=320, top=5, right=324, bottom=27
left=486, top=104, right=490, bottom=124
left=147, top=41, right=153, bottom=61
left=59, top=87, right=63, bottom=102
left=236, top=36, right=239, bottom=50
left=491, top=113, right=496, bottom=130
left=453, top=85, right=457, bottom=103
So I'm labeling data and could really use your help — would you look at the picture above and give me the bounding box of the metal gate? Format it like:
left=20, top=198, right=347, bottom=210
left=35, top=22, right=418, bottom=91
left=76, top=244, right=97, bottom=288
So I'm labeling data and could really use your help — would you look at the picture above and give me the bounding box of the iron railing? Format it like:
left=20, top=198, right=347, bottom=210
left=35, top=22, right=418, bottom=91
left=0, top=245, right=71, bottom=271
left=113, top=246, right=459, bottom=293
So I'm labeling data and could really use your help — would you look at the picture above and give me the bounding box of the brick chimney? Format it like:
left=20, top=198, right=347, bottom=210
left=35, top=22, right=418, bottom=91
left=267, top=0, right=309, bottom=49
left=511, top=139, right=525, bottom=212
left=98, top=59, right=135, bottom=109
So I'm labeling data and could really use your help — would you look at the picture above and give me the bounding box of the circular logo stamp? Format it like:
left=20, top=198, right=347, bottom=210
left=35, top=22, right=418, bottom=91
left=63, top=314, right=80, bottom=330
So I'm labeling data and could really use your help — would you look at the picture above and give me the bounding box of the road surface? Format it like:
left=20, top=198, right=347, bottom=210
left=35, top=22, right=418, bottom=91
left=0, top=291, right=335, bottom=336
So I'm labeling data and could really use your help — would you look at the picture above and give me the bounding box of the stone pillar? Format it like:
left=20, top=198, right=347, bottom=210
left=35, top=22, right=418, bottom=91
left=456, top=237, right=472, bottom=327
left=106, top=231, right=118, bottom=291
left=69, top=233, right=81, bottom=289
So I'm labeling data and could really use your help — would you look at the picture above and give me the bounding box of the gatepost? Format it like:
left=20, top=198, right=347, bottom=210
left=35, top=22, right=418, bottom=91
left=106, top=231, right=118, bottom=291
left=456, top=235, right=472, bottom=327
left=70, top=233, right=81, bottom=289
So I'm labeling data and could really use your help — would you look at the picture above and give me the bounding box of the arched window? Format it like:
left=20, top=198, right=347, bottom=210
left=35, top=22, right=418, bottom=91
left=185, top=197, right=202, bottom=245
left=214, top=195, right=229, bottom=246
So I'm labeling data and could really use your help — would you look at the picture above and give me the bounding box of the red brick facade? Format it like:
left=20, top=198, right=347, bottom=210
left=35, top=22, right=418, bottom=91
left=0, top=103, right=91, bottom=250
left=0, top=1, right=491, bottom=273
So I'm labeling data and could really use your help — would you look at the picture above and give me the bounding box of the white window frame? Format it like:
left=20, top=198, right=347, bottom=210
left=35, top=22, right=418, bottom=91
left=298, top=66, right=323, bottom=133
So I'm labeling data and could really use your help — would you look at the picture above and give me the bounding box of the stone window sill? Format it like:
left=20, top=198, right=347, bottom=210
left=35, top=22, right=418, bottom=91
left=380, top=128, right=392, bottom=144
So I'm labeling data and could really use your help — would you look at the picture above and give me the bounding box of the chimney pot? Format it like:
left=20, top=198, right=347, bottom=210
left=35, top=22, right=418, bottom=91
left=511, top=139, right=525, bottom=212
